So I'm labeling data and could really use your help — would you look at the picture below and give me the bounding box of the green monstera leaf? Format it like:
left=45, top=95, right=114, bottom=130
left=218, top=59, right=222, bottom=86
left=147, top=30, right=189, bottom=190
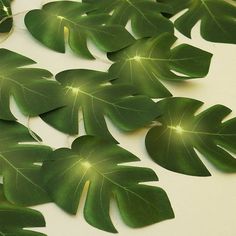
left=0, top=120, right=52, bottom=206
left=83, top=0, right=174, bottom=38
left=0, top=0, right=13, bottom=33
left=0, top=184, right=46, bottom=236
left=108, top=33, right=213, bottom=98
left=24, top=1, right=134, bottom=59
left=157, top=0, right=236, bottom=44
left=0, top=48, right=64, bottom=120
left=41, top=69, right=159, bottom=141
left=145, top=97, right=236, bottom=176
left=42, top=136, right=174, bottom=233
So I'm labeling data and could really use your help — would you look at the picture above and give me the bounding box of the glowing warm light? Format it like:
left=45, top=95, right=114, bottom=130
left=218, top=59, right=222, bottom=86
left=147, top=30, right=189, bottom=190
left=169, top=125, right=184, bottom=134
left=57, top=15, right=65, bottom=20
left=133, top=55, right=141, bottom=62
left=3, top=6, right=9, bottom=14
left=66, top=86, right=80, bottom=94
left=81, top=161, right=92, bottom=170
left=71, top=88, right=79, bottom=94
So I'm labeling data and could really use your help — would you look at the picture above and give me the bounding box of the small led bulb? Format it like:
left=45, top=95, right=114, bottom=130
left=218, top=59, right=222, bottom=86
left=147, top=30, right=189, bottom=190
left=81, top=161, right=92, bottom=170
left=66, top=86, right=79, bottom=94
left=133, top=55, right=141, bottom=62
left=168, top=125, right=184, bottom=134
left=3, top=6, right=9, bottom=14
left=57, top=15, right=65, bottom=20
left=175, top=125, right=183, bottom=134
left=71, top=87, right=79, bottom=94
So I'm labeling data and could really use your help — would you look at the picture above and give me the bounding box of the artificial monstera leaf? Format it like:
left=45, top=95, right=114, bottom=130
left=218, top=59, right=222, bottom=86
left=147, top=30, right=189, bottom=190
left=0, top=120, right=52, bottom=205
left=0, top=49, right=64, bottom=120
left=145, top=97, right=236, bottom=176
left=108, top=33, right=212, bottom=98
left=42, top=136, right=174, bottom=233
left=157, top=0, right=236, bottom=44
left=83, top=0, right=174, bottom=38
left=41, top=69, right=159, bottom=141
left=0, top=185, right=46, bottom=236
left=0, top=0, right=13, bottom=33
left=24, top=1, right=134, bottom=59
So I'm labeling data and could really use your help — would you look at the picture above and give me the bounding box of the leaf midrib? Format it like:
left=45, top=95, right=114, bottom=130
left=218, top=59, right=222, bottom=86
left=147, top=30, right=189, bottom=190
left=200, top=0, right=228, bottom=35
left=0, top=153, right=46, bottom=193
left=126, top=55, right=206, bottom=62
left=1, top=76, right=48, bottom=99
left=0, top=231, right=5, bottom=236
left=167, top=125, right=236, bottom=137
left=125, top=0, right=157, bottom=29
left=49, top=12, right=115, bottom=36
left=67, top=86, right=147, bottom=113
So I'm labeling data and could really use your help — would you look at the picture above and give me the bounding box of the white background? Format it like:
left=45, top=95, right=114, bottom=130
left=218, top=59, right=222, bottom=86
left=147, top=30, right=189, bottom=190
left=3, top=0, right=236, bottom=235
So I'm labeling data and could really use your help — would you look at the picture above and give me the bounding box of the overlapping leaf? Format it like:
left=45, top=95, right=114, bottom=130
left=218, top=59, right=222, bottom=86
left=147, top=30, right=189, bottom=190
left=157, top=0, right=236, bottom=44
left=0, top=49, right=64, bottom=120
left=41, top=69, right=159, bottom=141
left=0, top=120, right=52, bottom=205
left=24, top=1, right=134, bottom=59
left=108, top=33, right=212, bottom=98
left=42, top=136, right=174, bottom=233
left=0, top=184, right=46, bottom=235
left=0, top=0, right=12, bottom=33
left=83, top=0, right=174, bottom=38
left=145, top=97, right=236, bottom=176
